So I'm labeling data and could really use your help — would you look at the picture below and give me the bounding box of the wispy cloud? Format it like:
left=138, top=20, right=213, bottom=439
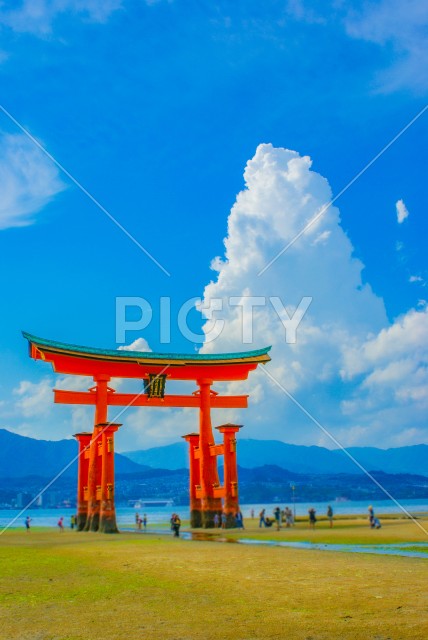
left=0, top=132, right=65, bottom=230
left=345, top=0, right=428, bottom=93
left=0, top=0, right=123, bottom=36
left=287, top=0, right=428, bottom=93
left=13, top=378, right=53, bottom=418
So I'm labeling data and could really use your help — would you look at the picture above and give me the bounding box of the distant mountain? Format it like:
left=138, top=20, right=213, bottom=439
left=122, top=438, right=428, bottom=477
left=2, top=428, right=427, bottom=479
left=0, top=429, right=147, bottom=478
left=124, top=442, right=188, bottom=470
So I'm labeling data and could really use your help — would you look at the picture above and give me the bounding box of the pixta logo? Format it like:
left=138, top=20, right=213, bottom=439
left=115, top=296, right=312, bottom=345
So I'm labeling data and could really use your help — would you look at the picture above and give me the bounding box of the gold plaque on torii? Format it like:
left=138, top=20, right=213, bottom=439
left=144, top=374, right=167, bottom=398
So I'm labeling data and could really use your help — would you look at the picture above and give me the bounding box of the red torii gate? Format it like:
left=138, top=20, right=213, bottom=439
left=23, top=332, right=271, bottom=532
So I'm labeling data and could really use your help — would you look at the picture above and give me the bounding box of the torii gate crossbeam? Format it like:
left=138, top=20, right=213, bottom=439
left=54, top=389, right=248, bottom=409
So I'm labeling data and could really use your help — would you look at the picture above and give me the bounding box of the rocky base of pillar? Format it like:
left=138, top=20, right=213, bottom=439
left=202, top=509, right=223, bottom=528
left=77, top=513, right=87, bottom=531
left=201, top=495, right=223, bottom=527
left=225, top=512, right=238, bottom=528
left=99, top=514, right=119, bottom=534
left=190, top=509, right=203, bottom=528
left=84, top=511, right=100, bottom=532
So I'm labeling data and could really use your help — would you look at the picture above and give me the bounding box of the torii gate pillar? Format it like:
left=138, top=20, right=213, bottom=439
left=216, top=424, right=242, bottom=528
left=182, top=432, right=202, bottom=528
left=98, top=422, right=121, bottom=534
left=73, top=432, right=91, bottom=531
left=198, top=379, right=223, bottom=527
left=84, top=374, right=111, bottom=532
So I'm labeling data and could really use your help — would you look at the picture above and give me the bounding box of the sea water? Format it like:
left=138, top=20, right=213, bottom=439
left=1, top=498, right=428, bottom=530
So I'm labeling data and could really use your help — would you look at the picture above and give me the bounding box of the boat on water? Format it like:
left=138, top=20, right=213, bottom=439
left=128, top=499, right=174, bottom=508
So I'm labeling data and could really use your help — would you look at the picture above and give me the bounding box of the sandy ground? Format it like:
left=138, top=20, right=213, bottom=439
left=1, top=519, right=427, bottom=640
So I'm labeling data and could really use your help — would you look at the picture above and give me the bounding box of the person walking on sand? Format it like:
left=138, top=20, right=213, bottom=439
left=368, top=506, right=381, bottom=529
left=235, top=511, right=244, bottom=529
left=308, top=508, right=317, bottom=529
left=135, top=512, right=140, bottom=529
left=259, top=509, right=266, bottom=528
left=327, top=505, right=334, bottom=528
left=142, top=514, right=147, bottom=532
left=171, top=513, right=181, bottom=537
left=24, top=516, right=31, bottom=532
left=58, top=517, right=64, bottom=532
left=368, top=505, right=375, bottom=528
left=274, top=506, right=281, bottom=530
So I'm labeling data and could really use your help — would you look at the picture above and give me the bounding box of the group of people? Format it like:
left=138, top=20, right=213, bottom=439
left=308, top=505, right=381, bottom=529
left=256, top=504, right=382, bottom=530
left=258, top=506, right=296, bottom=529
left=308, top=505, right=335, bottom=529
left=135, top=512, right=148, bottom=531
left=23, top=503, right=382, bottom=534
left=213, top=511, right=244, bottom=529
left=24, top=515, right=68, bottom=532
left=257, top=505, right=335, bottom=529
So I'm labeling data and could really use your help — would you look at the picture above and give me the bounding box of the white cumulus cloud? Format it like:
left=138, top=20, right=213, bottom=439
left=396, top=199, right=409, bottom=224
left=118, top=337, right=152, bottom=352
left=339, top=306, right=428, bottom=444
left=193, top=143, right=404, bottom=447
left=341, top=307, right=428, bottom=380
left=160, top=142, right=428, bottom=449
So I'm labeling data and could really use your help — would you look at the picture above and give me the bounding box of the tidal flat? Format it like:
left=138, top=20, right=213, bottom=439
left=1, top=519, right=427, bottom=640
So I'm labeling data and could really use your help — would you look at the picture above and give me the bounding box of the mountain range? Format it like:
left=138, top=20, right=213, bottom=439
left=0, top=428, right=145, bottom=478
left=1, top=428, right=427, bottom=479
left=123, top=438, right=428, bottom=477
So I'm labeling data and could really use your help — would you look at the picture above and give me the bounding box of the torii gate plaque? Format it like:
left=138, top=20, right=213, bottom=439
left=23, top=332, right=270, bottom=532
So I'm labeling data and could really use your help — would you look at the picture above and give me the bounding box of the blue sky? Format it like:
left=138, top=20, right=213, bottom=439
left=0, top=1, right=427, bottom=451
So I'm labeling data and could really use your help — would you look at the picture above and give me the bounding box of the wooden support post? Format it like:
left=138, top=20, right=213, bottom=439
left=198, top=379, right=222, bottom=528
left=84, top=374, right=110, bottom=532
left=98, top=422, right=121, bottom=534
left=73, top=432, right=92, bottom=531
left=216, top=424, right=242, bottom=528
left=182, top=432, right=202, bottom=528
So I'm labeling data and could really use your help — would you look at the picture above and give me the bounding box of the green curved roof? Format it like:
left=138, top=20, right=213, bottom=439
left=23, top=332, right=271, bottom=362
